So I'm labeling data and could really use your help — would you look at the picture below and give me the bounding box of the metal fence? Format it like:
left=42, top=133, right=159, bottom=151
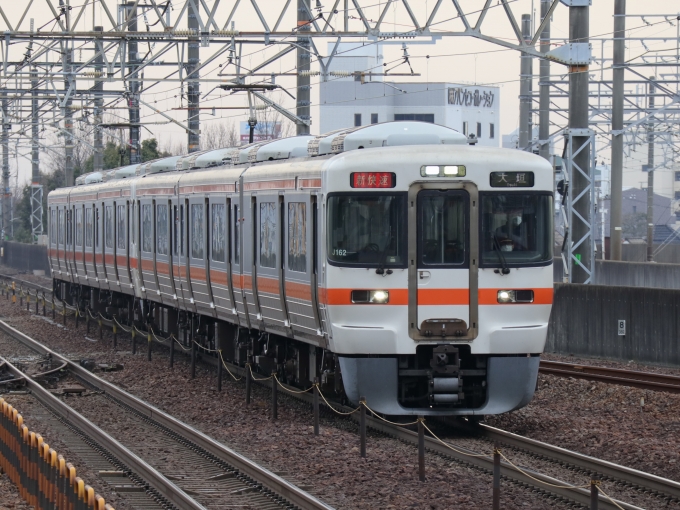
left=1, top=242, right=50, bottom=275
left=546, top=283, right=680, bottom=366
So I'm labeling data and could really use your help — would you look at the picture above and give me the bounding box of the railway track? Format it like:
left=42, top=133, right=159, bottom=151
left=1, top=275, right=679, bottom=508
left=0, top=320, right=333, bottom=510
left=539, top=360, right=680, bottom=393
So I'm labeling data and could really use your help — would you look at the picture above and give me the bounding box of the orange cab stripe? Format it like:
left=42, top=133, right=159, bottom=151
left=478, top=288, right=553, bottom=305
left=325, top=289, right=409, bottom=306
left=417, top=288, right=469, bottom=305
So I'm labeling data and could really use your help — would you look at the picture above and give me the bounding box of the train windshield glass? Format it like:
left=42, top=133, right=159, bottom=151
left=327, top=194, right=406, bottom=267
left=480, top=193, right=553, bottom=266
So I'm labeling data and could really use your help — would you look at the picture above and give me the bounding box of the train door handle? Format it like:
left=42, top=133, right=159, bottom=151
left=419, top=270, right=431, bottom=281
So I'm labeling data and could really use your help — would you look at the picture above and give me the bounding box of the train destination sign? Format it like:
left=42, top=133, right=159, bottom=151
left=490, top=172, right=535, bottom=188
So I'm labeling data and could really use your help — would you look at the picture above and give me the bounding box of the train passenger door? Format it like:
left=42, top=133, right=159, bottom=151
left=74, top=205, right=85, bottom=284
left=283, top=194, right=321, bottom=338
left=208, top=197, right=235, bottom=318
left=116, top=202, right=132, bottom=291
left=255, top=194, right=287, bottom=334
left=155, top=200, right=173, bottom=304
left=102, top=203, right=115, bottom=290
left=408, top=183, right=478, bottom=341
left=188, top=197, right=210, bottom=313
left=231, top=197, right=249, bottom=327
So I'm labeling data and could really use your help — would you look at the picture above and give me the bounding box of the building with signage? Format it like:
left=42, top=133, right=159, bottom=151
left=318, top=43, right=500, bottom=147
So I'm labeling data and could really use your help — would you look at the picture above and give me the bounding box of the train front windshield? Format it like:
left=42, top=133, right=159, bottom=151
left=480, top=193, right=553, bottom=266
left=327, top=194, right=407, bottom=267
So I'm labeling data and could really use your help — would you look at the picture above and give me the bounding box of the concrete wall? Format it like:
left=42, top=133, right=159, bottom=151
left=621, top=244, right=680, bottom=264
left=1, top=242, right=51, bottom=275
left=553, top=258, right=680, bottom=289
left=546, top=284, right=680, bottom=366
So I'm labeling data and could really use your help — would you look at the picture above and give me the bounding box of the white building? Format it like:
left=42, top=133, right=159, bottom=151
left=319, top=43, right=500, bottom=147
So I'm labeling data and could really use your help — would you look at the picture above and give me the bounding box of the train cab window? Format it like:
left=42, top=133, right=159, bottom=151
left=211, top=203, right=226, bottom=263
left=191, top=204, right=204, bottom=259
left=234, top=205, right=240, bottom=264
left=58, top=209, right=65, bottom=245
left=117, top=205, right=126, bottom=250
left=157, top=204, right=169, bottom=256
left=85, top=208, right=93, bottom=248
left=327, top=194, right=406, bottom=267
left=105, top=206, right=114, bottom=250
left=480, top=193, right=553, bottom=266
left=142, top=204, right=153, bottom=253
left=260, top=202, right=276, bottom=268
left=288, top=202, right=306, bottom=272
left=75, top=208, right=83, bottom=247
left=418, top=191, right=467, bottom=266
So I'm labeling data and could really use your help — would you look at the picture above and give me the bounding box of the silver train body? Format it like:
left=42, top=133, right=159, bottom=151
left=47, top=122, right=554, bottom=416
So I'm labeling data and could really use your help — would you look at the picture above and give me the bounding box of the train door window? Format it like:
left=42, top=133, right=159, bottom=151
left=85, top=208, right=93, bottom=248
left=191, top=203, right=204, bottom=259
left=105, top=206, right=114, bottom=250
left=95, top=206, right=99, bottom=248
left=117, top=205, right=126, bottom=249
left=260, top=202, right=276, bottom=268
left=67, top=209, right=72, bottom=246
left=234, top=205, right=240, bottom=264
left=75, top=208, right=83, bottom=247
left=418, top=191, right=467, bottom=266
left=179, top=204, right=185, bottom=256
left=142, top=203, right=153, bottom=253
left=173, top=205, right=178, bottom=256
left=288, top=202, right=306, bottom=272
left=58, top=209, right=65, bottom=245
left=157, top=204, right=169, bottom=255
left=211, top=203, right=226, bottom=263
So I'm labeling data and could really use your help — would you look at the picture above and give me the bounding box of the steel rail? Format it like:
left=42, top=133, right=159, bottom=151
left=0, top=355, right=206, bottom=510
left=540, top=360, right=680, bottom=393
left=0, top=273, right=52, bottom=294
left=192, top=353, right=645, bottom=510
left=478, top=424, right=680, bottom=501
left=0, top=319, right=334, bottom=510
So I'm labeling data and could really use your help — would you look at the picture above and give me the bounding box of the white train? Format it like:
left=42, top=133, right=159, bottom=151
left=48, top=121, right=554, bottom=416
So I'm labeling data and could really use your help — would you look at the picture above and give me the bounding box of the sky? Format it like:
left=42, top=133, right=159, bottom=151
left=1, top=0, right=678, bottom=196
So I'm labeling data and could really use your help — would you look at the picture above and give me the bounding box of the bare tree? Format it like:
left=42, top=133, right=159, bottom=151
left=159, top=138, right=187, bottom=156
left=201, top=121, right=239, bottom=150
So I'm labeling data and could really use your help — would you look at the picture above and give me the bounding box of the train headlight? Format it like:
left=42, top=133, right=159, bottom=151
left=497, top=290, right=534, bottom=303
left=351, top=290, right=390, bottom=304
left=370, top=290, right=389, bottom=304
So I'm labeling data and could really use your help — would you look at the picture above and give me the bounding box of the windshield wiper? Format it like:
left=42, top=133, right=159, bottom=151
left=492, top=232, right=510, bottom=275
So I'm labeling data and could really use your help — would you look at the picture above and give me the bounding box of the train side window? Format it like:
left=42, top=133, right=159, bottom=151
left=50, top=209, right=56, bottom=246
left=58, top=209, right=65, bottom=245
left=117, top=205, right=126, bottom=249
left=105, top=206, right=114, bottom=250
left=288, top=202, right=306, bottom=272
left=142, top=204, right=153, bottom=253
left=234, top=205, right=240, bottom=264
left=211, top=203, right=226, bottom=263
left=85, top=208, right=93, bottom=248
left=75, top=208, right=83, bottom=247
left=260, top=202, right=276, bottom=268
left=191, top=203, right=204, bottom=259
left=157, top=204, right=169, bottom=255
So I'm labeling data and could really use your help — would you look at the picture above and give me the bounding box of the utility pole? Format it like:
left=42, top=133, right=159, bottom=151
left=646, top=78, right=655, bottom=261
left=187, top=1, right=200, bottom=152
left=63, top=41, right=74, bottom=187
left=538, top=0, right=551, bottom=161
left=1, top=96, right=9, bottom=240
left=569, top=2, right=591, bottom=283
left=610, top=0, right=625, bottom=261
left=519, top=14, right=532, bottom=150
left=297, top=0, right=311, bottom=135
left=126, top=2, right=141, bottom=164
left=93, top=26, right=104, bottom=172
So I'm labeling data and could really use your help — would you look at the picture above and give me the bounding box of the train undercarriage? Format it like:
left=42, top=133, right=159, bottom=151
left=56, top=280, right=496, bottom=414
